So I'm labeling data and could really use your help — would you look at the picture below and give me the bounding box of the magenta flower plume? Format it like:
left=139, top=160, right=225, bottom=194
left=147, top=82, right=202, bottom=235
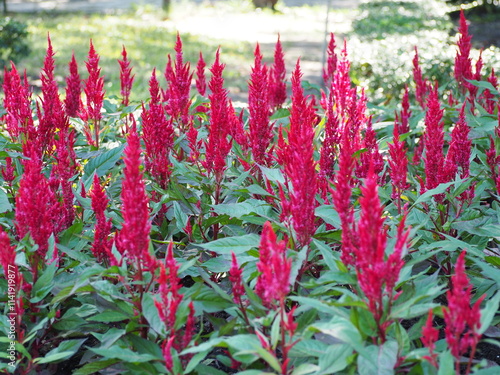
left=421, top=310, right=439, bottom=368
left=356, top=118, right=383, bottom=179
left=38, top=35, right=64, bottom=154
left=1, top=157, right=15, bottom=185
left=255, top=222, right=291, bottom=308
left=141, top=69, right=174, bottom=189
left=3, top=63, right=37, bottom=151
left=481, top=69, right=498, bottom=114
left=445, top=103, right=471, bottom=182
left=454, top=10, right=473, bottom=94
left=331, top=40, right=356, bottom=117
left=118, top=45, right=135, bottom=107
left=268, top=35, right=287, bottom=110
left=229, top=252, right=245, bottom=306
left=388, top=120, right=410, bottom=203
left=319, top=91, right=340, bottom=180
left=423, top=84, right=446, bottom=194
left=195, top=52, right=207, bottom=97
left=323, top=32, right=338, bottom=88
left=64, top=53, right=82, bottom=118
left=83, top=40, right=105, bottom=148
left=444, top=251, right=485, bottom=374
left=203, top=49, right=232, bottom=183
left=89, top=174, right=115, bottom=264
left=398, top=85, right=412, bottom=134
left=164, top=33, right=193, bottom=129
left=248, top=43, right=272, bottom=166
left=15, top=155, right=59, bottom=259
left=0, top=227, right=19, bottom=284
left=116, top=124, right=155, bottom=272
left=277, top=61, right=318, bottom=248
left=356, top=166, right=409, bottom=342
left=413, top=47, right=429, bottom=108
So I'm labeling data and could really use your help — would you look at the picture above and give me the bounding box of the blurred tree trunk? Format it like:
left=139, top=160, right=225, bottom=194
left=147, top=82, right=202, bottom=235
left=2, top=0, right=7, bottom=14
left=162, top=0, right=171, bottom=13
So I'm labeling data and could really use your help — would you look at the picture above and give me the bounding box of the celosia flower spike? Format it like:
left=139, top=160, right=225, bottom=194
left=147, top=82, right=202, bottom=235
left=444, top=251, right=485, bottom=374
left=118, top=45, right=135, bottom=107
left=413, top=47, right=428, bottom=109
left=195, top=52, right=207, bottom=97
left=323, top=32, right=338, bottom=88
left=268, top=35, right=287, bottom=109
left=229, top=252, right=245, bottom=306
left=421, top=309, right=439, bottom=368
left=454, top=10, right=473, bottom=94
left=64, top=52, right=82, bottom=118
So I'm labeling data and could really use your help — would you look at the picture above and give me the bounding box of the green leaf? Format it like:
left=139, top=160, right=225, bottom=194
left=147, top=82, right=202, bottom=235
left=198, top=234, right=260, bottom=255
left=310, top=316, right=364, bottom=352
left=72, top=359, right=121, bottom=375
left=90, top=347, right=157, bottom=363
left=259, top=165, right=285, bottom=184
left=357, top=340, right=398, bottom=375
left=34, top=339, right=86, bottom=364
left=412, top=180, right=459, bottom=206
left=480, top=292, right=500, bottom=334
left=88, top=311, right=129, bottom=323
left=316, top=344, right=352, bottom=375
left=437, top=350, right=454, bottom=375
left=270, top=108, right=290, bottom=120
left=315, top=205, right=341, bottom=228
left=291, top=364, right=320, bottom=375
left=30, top=261, right=57, bottom=303
left=83, top=145, right=125, bottom=179
left=142, top=293, right=165, bottom=335
left=0, top=188, right=12, bottom=213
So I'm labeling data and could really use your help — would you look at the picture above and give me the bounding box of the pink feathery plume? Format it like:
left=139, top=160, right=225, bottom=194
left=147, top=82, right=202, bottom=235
left=203, top=49, right=232, bottom=183
left=277, top=61, right=318, bottom=248
left=64, top=53, right=82, bottom=118
left=1, top=157, right=15, bottom=185
left=269, top=35, right=287, bottom=110
left=229, top=252, right=245, bottom=306
left=164, top=33, right=193, bottom=129
left=248, top=43, right=272, bottom=166
left=445, top=103, right=471, bottom=183
left=15, top=155, right=59, bottom=259
left=388, top=120, right=410, bottom=204
left=116, top=123, right=155, bottom=272
left=89, top=174, right=115, bottom=265
left=118, top=45, right=134, bottom=107
left=195, top=52, right=207, bottom=97
left=454, top=10, right=473, bottom=94
left=421, top=309, right=439, bottom=368
left=141, top=69, right=174, bottom=189
left=444, top=251, right=485, bottom=374
left=423, top=84, right=446, bottom=194
left=323, top=32, right=338, bottom=88
left=356, top=117, right=383, bottom=179
left=356, top=166, right=409, bottom=342
left=82, top=40, right=105, bottom=148
left=319, top=90, right=340, bottom=180
left=255, top=222, right=291, bottom=308
left=398, top=85, right=412, bottom=134
left=413, top=47, right=429, bottom=109
left=38, top=35, right=64, bottom=154
left=481, top=69, right=498, bottom=114
left=331, top=40, right=355, bottom=116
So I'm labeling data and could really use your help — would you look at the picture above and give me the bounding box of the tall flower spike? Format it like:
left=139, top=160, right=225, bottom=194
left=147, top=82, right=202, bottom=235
left=269, top=35, right=287, bottom=110
left=255, top=222, right=291, bottom=308
left=277, top=61, right=318, bottom=248
left=398, top=85, right=412, bottom=134
left=118, top=45, right=134, bottom=107
left=413, top=47, right=428, bottom=109
left=248, top=43, right=272, bottom=166
left=421, top=309, right=439, bottom=368
left=116, top=123, right=155, bottom=272
left=64, top=53, right=82, bottom=118
left=319, top=90, right=340, bottom=180
left=323, top=32, right=338, bottom=88
left=89, top=174, right=115, bottom=264
left=195, top=52, right=207, bottom=97
left=454, top=10, right=473, bottom=94
left=83, top=40, right=105, bottom=148
left=444, top=251, right=485, bottom=374
left=142, top=69, right=174, bottom=190
left=229, top=252, right=245, bottom=306
left=445, top=103, right=471, bottom=182
left=388, top=120, right=410, bottom=203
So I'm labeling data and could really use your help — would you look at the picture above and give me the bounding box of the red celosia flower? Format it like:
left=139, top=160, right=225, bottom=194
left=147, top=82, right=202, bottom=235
left=248, top=43, right=272, bottom=166
left=229, top=102, right=248, bottom=149
left=445, top=103, right=471, bottom=182
left=388, top=120, right=410, bottom=202
left=182, top=302, right=196, bottom=349
left=15, top=155, right=59, bottom=259
left=38, top=35, right=65, bottom=154
left=83, top=40, right=105, bottom=148
left=64, top=52, right=82, bottom=118
left=203, top=49, right=232, bottom=183
left=161, top=336, right=175, bottom=373
left=118, top=45, right=134, bottom=107
left=444, top=250, right=485, bottom=374
left=195, top=52, right=207, bottom=97
left=116, top=123, right=155, bottom=272
left=0, top=227, right=18, bottom=283
left=268, top=35, right=287, bottom=110
left=3, top=63, right=37, bottom=152
left=423, top=84, right=446, bottom=194
left=319, top=90, right=340, bottom=180
left=454, top=10, right=473, bottom=94
left=164, top=33, right=193, bottom=129
left=398, top=85, right=412, bottom=134
left=356, top=117, right=384, bottom=179
left=481, top=69, right=498, bottom=114
left=356, top=166, right=409, bottom=342
left=89, top=174, right=115, bottom=264
left=229, top=252, right=245, bottom=306
left=421, top=309, right=439, bottom=368
left=331, top=40, right=355, bottom=116
left=323, top=32, right=338, bottom=88
left=413, top=47, right=429, bottom=109
left=141, top=69, right=174, bottom=189
left=1, top=157, right=15, bottom=184
left=277, top=61, right=318, bottom=248
left=255, top=222, right=291, bottom=308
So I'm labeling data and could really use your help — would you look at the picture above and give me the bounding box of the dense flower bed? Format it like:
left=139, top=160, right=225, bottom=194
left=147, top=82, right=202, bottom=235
left=0, top=10, right=499, bottom=375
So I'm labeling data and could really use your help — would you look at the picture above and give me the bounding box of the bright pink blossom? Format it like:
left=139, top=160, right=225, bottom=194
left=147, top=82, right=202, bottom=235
left=454, top=10, right=473, bottom=94
left=421, top=309, right=439, bottom=368
left=268, top=35, right=287, bottom=109
left=413, top=47, right=428, bottom=108
left=64, top=53, right=82, bottom=118
left=323, top=32, right=338, bottom=88
left=118, top=45, right=134, bottom=107
left=229, top=252, right=245, bottom=306
left=388, top=121, right=410, bottom=202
